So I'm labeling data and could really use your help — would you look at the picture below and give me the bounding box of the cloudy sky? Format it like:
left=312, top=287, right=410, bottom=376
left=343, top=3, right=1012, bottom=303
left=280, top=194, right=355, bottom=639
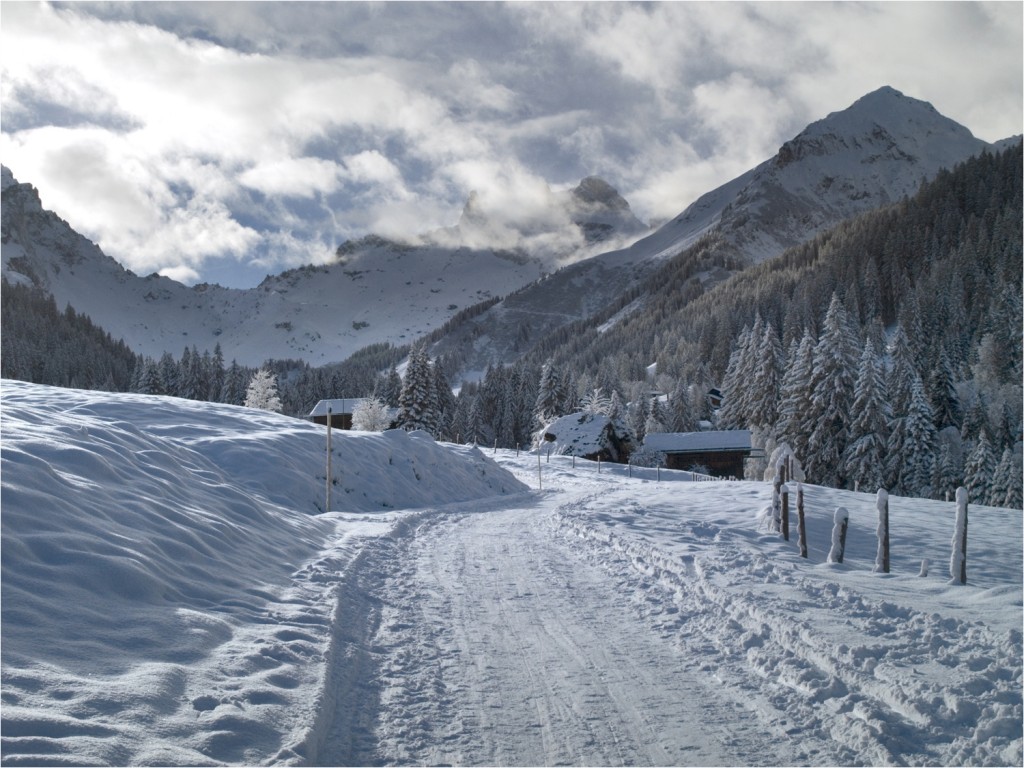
left=2, top=2, right=1021, bottom=288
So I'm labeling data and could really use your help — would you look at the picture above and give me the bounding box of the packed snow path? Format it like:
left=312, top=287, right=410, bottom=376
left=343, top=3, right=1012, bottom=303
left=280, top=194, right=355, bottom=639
left=321, top=499, right=777, bottom=766
left=315, top=459, right=1022, bottom=767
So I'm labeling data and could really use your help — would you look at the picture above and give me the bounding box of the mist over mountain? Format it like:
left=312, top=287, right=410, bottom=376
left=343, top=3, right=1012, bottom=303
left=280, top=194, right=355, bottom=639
left=0, top=86, right=1011, bottom=381
left=425, top=87, right=999, bottom=380
left=1, top=168, right=646, bottom=368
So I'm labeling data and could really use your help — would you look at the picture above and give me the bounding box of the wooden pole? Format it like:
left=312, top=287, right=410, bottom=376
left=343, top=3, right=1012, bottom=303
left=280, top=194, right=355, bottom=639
left=828, top=507, right=849, bottom=564
left=875, top=489, right=890, bottom=574
left=780, top=483, right=790, bottom=541
left=538, top=450, right=542, bottom=490
left=326, top=407, right=332, bottom=513
left=796, top=483, right=807, bottom=558
left=952, top=486, right=968, bottom=584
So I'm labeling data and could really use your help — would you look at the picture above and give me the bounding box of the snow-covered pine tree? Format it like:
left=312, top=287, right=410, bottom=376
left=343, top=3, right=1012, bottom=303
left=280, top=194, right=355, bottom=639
left=432, top=362, right=457, bottom=441
left=987, top=448, right=1016, bottom=508
left=244, top=368, right=283, bottom=412
left=397, top=347, right=439, bottom=435
left=806, top=295, right=857, bottom=487
left=644, top=397, right=667, bottom=437
left=210, top=344, right=225, bottom=405
left=374, top=366, right=403, bottom=407
left=892, top=372, right=937, bottom=498
left=996, top=451, right=1023, bottom=509
left=666, top=379, right=697, bottom=433
left=222, top=360, right=248, bottom=405
left=749, top=321, right=783, bottom=431
left=776, top=331, right=815, bottom=464
left=843, top=339, right=891, bottom=492
left=931, top=440, right=962, bottom=501
left=534, top=361, right=565, bottom=428
left=963, top=429, right=996, bottom=503
left=887, top=325, right=918, bottom=421
left=927, top=348, right=962, bottom=431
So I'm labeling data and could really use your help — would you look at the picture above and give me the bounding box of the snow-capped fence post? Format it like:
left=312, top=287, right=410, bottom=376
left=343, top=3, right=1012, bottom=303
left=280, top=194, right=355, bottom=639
left=326, top=407, right=333, bottom=513
left=827, top=507, right=849, bottom=564
left=780, top=483, right=790, bottom=541
left=874, top=489, right=890, bottom=574
left=796, top=483, right=807, bottom=558
left=537, top=450, right=542, bottom=490
left=628, top=461, right=632, bottom=478
left=494, top=439, right=497, bottom=455
left=950, top=486, right=968, bottom=584
left=770, top=474, right=782, bottom=533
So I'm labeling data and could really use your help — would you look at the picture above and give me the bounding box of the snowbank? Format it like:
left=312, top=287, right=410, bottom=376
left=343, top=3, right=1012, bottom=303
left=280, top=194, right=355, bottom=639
left=0, top=380, right=525, bottom=765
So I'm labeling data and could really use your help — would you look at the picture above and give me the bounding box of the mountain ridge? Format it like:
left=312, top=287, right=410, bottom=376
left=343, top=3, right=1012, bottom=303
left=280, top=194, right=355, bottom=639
left=1, top=87, right=1004, bottom=373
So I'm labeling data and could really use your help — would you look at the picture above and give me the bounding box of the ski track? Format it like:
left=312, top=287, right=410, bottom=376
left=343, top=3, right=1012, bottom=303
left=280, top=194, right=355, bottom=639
left=315, top=466, right=1022, bottom=768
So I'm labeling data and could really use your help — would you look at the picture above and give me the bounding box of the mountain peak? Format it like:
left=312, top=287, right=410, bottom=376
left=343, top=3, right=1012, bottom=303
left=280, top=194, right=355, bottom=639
left=570, top=176, right=630, bottom=212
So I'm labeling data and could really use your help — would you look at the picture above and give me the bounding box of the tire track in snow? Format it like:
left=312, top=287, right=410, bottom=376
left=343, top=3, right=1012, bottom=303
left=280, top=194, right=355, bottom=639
left=555, top=497, right=1023, bottom=767
left=320, top=494, right=773, bottom=766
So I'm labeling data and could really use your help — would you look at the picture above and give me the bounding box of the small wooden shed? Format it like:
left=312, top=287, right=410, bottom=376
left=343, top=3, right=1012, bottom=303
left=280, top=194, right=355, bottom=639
left=643, top=430, right=756, bottom=478
left=309, top=398, right=369, bottom=430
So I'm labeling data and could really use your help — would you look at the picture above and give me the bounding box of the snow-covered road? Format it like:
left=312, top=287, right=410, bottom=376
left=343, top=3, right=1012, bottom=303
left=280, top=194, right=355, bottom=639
left=322, top=497, right=771, bottom=766
left=314, top=458, right=1022, bottom=768
left=3, top=384, right=1019, bottom=767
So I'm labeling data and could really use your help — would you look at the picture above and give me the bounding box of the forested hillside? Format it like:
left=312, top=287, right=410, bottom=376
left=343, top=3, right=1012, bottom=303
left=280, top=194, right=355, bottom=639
left=445, top=144, right=1022, bottom=504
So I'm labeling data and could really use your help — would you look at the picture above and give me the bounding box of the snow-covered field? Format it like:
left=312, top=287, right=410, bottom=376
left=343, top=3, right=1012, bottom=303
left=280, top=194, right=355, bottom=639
left=2, top=381, right=1021, bottom=766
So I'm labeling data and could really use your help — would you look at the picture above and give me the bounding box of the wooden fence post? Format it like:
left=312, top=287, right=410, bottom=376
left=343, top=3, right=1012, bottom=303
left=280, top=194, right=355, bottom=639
left=874, top=489, right=890, bottom=574
left=950, top=486, right=968, bottom=584
left=326, top=407, right=332, bottom=513
left=827, top=507, right=849, bottom=564
left=796, top=483, right=807, bottom=558
left=780, top=483, right=790, bottom=541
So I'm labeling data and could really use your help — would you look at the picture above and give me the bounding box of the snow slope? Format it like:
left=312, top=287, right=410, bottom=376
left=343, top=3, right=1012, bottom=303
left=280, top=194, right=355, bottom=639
left=2, top=382, right=1021, bottom=766
left=0, top=380, right=524, bottom=766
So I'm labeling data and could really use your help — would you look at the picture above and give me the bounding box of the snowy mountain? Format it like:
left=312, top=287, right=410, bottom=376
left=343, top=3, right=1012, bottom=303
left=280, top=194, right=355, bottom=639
left=0, top=87, right=1002, bottom=375
left=2, top=381, right=1020, bottom=765
left=427, top=87, right=1000, bottom=379
left=1, top=167, right=646, bottom=368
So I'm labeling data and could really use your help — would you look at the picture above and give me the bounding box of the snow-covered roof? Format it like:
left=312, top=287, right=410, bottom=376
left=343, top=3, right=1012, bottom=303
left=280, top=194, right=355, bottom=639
left=643, top=430, right=752, bottom=454
left=309, top=398, right=371, bottom=417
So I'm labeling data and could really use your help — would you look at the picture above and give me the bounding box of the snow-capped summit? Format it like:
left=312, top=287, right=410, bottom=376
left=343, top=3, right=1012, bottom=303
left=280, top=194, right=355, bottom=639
left=426, top=87, right=1000, bottom=379
left=634, top=86, right=993, bottom=266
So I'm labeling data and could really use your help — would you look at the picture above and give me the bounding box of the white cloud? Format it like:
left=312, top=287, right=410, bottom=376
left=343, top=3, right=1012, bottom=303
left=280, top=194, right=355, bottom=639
left=1, top=1, right=1020, bottom=287
left=239, top=157, right=343, bottom=198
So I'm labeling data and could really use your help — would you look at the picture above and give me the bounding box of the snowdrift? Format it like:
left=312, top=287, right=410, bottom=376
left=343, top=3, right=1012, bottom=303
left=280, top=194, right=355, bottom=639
left=0, top=380, right=525, bottom=765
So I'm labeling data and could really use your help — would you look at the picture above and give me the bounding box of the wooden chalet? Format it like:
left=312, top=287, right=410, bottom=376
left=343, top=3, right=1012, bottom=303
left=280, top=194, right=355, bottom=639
left=643, top=430, right=758, bottom=479
left=309, top=398, right=369, bottom=430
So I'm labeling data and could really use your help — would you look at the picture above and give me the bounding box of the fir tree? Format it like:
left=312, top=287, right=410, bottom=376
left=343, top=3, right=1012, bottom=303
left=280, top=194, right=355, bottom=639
left=397, top=347, right=439, bottom=435
left=748, top=321, right=782, bottom=430
left=534, top=361, right=566, bottom=428
left=963, top=429, right=996, bottom=503
left=806, top=295, right=857, bottom=487
left=931, top=440, right=962, bottom=502
left=988, top=449, right=1017, bottom=507
left=244, top=368, right=283, bottom=412
left=666, top=379, right=697, bottom=433
left=843, top=340, right=891, bottom=493
left=927, top=348, right=962, bottom=431
left=776, top=331, right=815, bottom=463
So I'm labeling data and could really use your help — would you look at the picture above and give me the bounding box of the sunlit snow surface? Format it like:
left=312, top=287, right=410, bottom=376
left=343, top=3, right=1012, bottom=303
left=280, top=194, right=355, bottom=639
left=2, top=380, right=1021, bottom=766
